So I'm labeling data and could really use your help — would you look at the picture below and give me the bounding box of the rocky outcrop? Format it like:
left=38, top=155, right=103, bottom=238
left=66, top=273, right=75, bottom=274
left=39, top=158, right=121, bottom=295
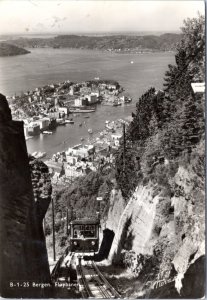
left=104, top=144, right=205, bottom=298
left=0, top=93, right=51, bottom=297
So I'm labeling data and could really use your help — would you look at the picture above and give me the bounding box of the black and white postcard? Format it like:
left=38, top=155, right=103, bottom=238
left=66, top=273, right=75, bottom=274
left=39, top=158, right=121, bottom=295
left=0, top=0, right=205, bottom=298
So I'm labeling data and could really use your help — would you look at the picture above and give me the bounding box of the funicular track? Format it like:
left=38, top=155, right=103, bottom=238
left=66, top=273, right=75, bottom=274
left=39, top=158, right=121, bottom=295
left=77, top=259, right=121, bottom=298
left=51, top=250, right=121, bottom=298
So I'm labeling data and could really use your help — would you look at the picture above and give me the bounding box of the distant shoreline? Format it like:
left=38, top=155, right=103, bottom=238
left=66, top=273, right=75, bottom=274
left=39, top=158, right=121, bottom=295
left=2, top=33, right=182, bottom=53
left=23, top=46, right=175, bottom=55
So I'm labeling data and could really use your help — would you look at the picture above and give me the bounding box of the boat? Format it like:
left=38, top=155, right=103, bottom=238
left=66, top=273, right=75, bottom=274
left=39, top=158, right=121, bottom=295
left=25, top=136, right=33, bottom=140
left=32, top=151, right=46, bottom=159
left=69, top=108, right=95, bottom=113
left=80, top=137, right=85, bottom=141
left=43, top=131, right=53, bottom=134
left=84, top=115, right=90, bottom=118
left=113, top=102, right=122, bottom=106
left=79, top=123, right=82, bottom=127
left=58, top=121, right=66, bottom=126
left=125, top=97, right=132, bottom=103
left=36, top=151, right=46, bottom=159
left=88, top=128, right=93, bottom=134
left=65, top=119, right=74, bottom=124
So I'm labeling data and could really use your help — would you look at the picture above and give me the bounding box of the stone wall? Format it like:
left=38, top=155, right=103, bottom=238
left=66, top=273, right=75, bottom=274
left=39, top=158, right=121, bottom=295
left=0, top=93, right=51, bottom=297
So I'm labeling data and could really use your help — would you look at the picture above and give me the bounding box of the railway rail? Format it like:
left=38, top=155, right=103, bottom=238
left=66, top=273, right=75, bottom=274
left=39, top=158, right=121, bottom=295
left=77, top=259, right=121, bottom=298
left=52, top=251, right=121, bottom=298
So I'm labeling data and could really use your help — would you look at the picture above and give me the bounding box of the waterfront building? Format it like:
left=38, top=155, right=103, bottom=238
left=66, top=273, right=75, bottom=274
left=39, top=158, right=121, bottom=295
left=38, top=118, right=50, bottom=130
left=27, top=122, right=40, bottom=136
left=85, top=94, right=97, bottom=104
left=74, top=98, right=83, bottom=107
left=49, top=118, right=57, bottom=130
left=74, top=98, right=89, bottom=107
left=24, top=126, right=29, bottom=137
left=58, top=106, right=69, bottom=116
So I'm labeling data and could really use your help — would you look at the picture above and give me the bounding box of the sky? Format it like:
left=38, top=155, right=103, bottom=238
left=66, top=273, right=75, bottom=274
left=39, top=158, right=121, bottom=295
left=0, top=0, right=205, bottom=35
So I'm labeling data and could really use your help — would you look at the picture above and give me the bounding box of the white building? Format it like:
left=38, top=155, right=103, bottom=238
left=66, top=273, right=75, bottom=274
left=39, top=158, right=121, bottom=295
left=85, top=94, right=97, bottom=104
left=66, top=144, right=94, bottom=159
left=38, top=118, right=50, bottom=130
left=59, top=106, right=69, bottom=115
left=74, top=98, right=83, bottom=107
left=108, top=84, right=117, bottom=90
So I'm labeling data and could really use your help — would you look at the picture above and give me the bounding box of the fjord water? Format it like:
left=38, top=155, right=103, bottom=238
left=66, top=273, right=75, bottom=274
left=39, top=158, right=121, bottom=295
left=0, top=48, right=175, bottom=157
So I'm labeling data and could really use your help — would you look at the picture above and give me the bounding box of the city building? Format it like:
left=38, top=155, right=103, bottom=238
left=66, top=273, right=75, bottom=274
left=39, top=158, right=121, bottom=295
left=38, top=118, right=50, bottom=130
left=66, top=144, right=95, bottom=159
left=85, top=94, right=97, bottom=104
left=74, top=98, right=88, bottom=107
left=80, top=86, right=92, bottom=95
left=107, top=83, right=118, bottom=90
left=58, top=106, right=69, bottom=116
left=27, top=122, right=40, bottom=136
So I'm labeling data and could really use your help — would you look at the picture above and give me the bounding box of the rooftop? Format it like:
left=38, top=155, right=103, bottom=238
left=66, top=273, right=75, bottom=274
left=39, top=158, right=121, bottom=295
left=70, top=218, right=100, bottom=225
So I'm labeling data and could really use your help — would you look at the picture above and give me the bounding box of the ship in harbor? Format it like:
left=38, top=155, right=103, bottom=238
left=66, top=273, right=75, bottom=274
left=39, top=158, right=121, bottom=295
left=69, top=107, right=96, bottom=113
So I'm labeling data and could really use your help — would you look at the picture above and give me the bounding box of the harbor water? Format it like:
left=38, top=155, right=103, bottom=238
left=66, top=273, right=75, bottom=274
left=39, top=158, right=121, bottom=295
left=0, top=48, right=175, bottom=157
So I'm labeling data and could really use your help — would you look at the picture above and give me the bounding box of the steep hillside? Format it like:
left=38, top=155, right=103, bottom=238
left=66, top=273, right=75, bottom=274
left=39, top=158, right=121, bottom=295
left=102, top=140, right=204, bottom=298
left=44, top=15, right=205, bottom=298
left=100, top=14, right=205, bottom=298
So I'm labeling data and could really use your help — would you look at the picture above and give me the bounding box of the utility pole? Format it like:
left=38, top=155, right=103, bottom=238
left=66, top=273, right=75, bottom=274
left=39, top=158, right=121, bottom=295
left=52, top=197, right=56, bottom=261
left=96, top=197, right=103, bottom=220
left=66, top=208, right=69, bottom=235
left=123, top=123, right=126, bottom=172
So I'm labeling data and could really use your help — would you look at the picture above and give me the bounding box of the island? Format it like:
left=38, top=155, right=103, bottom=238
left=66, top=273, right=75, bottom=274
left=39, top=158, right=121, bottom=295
left=0, top=42, right=30, bottom=57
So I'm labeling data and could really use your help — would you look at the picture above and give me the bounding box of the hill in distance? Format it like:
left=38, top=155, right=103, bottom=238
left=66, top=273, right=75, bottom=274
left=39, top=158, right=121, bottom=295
left=4, top=33, right=182, bottom=51
left=0, top=42, right=30, bottom=57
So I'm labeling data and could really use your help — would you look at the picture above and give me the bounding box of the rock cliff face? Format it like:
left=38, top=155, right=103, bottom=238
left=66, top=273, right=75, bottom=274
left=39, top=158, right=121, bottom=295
left=0, top=93, right=51, bottom=297
left=104, top=142, right=205, bottom=298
